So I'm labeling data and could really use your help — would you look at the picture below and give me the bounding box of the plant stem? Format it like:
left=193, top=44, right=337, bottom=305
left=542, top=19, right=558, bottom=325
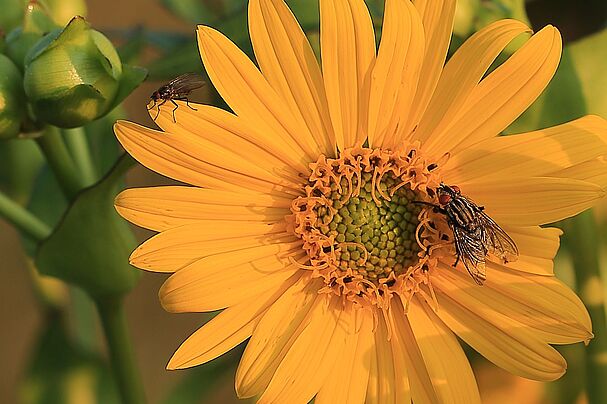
left=36, top=126, right=87, bottom=200
left=71, top=287, right=98, bottom=352
left=0, top=191, right=51, bottom=241
left=96, top=296, right=146, bottom=404
left=63, top=127, right=97, bottom=186
left=567, top=211, right=607, bottom=404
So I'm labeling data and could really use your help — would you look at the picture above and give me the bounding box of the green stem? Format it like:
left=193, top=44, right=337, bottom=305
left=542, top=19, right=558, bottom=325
left=62, top=127, right=97, bottom=186
left=36, top=126, right=87, bottom=200
left=96, top=296, right=146, bottom=404
left=566, top=211, right=607, bottom=404
left=70, top=287, right=98, bottom=352
left=0, top=190, right=51, bottom=241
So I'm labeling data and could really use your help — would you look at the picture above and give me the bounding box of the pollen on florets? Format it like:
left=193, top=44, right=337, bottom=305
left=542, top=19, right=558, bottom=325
left=287, top=144, right=446, bottom=309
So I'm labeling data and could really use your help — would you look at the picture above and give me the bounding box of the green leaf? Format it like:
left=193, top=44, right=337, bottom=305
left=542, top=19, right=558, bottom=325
left=36, top=154, right=141, bottom=298
left=20, top=313, right=120, bottom=404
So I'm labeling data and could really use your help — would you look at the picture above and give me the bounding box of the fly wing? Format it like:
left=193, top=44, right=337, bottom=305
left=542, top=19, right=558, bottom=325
left=478, top=211, right=519, bottom=263
left=168, top=73, right=206, bottom=95
left=451, top=223, right=487, bottom=285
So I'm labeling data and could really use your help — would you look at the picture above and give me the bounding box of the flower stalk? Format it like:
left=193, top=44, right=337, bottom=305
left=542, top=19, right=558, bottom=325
left=63, top=127, right=97, bottom=186
left=35, top=125, right=87, bottom=200
left=0, top=190, right=51, bottom=241
left=567, top=211, right=607, bottom=404
left=96, top=296, right=145, bottom=404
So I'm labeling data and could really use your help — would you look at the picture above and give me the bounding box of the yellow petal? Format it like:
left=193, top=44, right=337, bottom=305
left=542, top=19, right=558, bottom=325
left=367, top=0, right=425, bottom=148
left=365, top=336, right=380, bottom=404
left=150, top=102, right=307, bottom=179
left=429, top=26, right=562, bottom=155
left=407, top=298, right=481, bottom=404
left=497, top=225, right=562, bottom=276
left=257, top=296, right=346, bottom=404
left=416, top=19, right=531, bottom=153
left=366, top=311, right=402, bottom=404
left=549, top=157, right=607, bottom=188
left=316, top=307, right=374, bottom=404
left=405, top=0, right=455, bottom=135
left=435, top=262, right=591, bottom=346
left=433, top=285, right=568, bottom=381
left=504, top=226, right=562, bottom=259
left=166, top=282, right=299, bottom=369
left=114, top=120, right=299, bottom=194
left=130, top=222, right=292, bottom=272
left=494, top=255, right=555, bottom=276
left=320, top=0, right=375, bottom=149
left=115, top=187, right=291, bottom=232
left=389, top=325, right=412, bottom=404
left=236, top=276, right=322, bottom=398
left=159, top=245, right=302, bottom=312
left=390, top=301, right=439, bottom=403
left=444, top=115, right=607, bottom=184
left=463, top=176, right=605, bottom=226
left=249, top=0, right=334, bottom=155
left=197, top=26, right=319, bottom=166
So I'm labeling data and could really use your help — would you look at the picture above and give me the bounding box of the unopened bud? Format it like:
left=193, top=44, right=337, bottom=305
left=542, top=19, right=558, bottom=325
left=24, top=16, right=122, bottom=128
left=5, top=0, right=58, bottom=70
left=0, top=54, right=27, bottom=139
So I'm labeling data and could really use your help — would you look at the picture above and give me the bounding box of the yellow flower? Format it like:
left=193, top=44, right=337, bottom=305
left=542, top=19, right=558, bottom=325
left=114, top=0, right=607, bottom=402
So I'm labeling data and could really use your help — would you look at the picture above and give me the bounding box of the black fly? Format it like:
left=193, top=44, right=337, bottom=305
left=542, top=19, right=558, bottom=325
left=149, top=73, right=206, bottom=122
left=418, top=183, right=518, bottom=285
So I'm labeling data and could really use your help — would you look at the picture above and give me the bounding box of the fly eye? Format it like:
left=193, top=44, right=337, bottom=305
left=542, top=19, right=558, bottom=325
left=451, top=185, right=461, bottom=194
left=439, top=194, right=451, bottom=205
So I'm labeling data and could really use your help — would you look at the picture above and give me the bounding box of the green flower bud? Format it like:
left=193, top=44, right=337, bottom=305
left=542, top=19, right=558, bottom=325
left=5, top=0, right=58, bottom=70
left=24, top=16, right=122, bottom=128
left=0, top=54, right=27, bottom=139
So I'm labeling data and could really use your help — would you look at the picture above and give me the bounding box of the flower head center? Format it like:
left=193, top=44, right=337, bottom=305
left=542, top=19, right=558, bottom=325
left=288, top=145, right=444, bottom=308
left=314, top=172, right=422, bottom=282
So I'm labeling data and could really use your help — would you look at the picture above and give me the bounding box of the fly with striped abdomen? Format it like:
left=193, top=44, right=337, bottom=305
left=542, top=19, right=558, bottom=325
left=420, top=183, right=519, bottom=285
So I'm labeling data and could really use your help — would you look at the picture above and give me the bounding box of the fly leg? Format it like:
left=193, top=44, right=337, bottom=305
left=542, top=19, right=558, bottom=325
left=184, top=97, right=198, bottom=111
left=152, top=99, right=167, bottom=121
left=453, top=252, right=461, bottom=267
left=170, top=99, right=179, bottom=122
left=412, top=200, right=447, bottom=214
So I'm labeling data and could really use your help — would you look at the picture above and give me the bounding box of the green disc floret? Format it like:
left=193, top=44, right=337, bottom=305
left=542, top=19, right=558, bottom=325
left=315, top=172, right=422, bottom=284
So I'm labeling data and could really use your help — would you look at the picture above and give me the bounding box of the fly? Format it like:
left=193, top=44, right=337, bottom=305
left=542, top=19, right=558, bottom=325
left=417, top=183, right=518, bottom=285
left=149, top=73, right=206, bottom=122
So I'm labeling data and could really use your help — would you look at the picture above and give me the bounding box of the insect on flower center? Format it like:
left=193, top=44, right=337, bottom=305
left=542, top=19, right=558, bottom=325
left=288, top=145, right=443, bottom=308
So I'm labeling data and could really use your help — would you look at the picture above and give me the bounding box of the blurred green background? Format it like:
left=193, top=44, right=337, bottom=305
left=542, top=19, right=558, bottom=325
left=1, top=0, right=606, bottom=403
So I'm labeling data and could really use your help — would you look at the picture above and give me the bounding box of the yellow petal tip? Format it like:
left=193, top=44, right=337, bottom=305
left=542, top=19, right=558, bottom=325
left=166, top=357, right=181, bottom=370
